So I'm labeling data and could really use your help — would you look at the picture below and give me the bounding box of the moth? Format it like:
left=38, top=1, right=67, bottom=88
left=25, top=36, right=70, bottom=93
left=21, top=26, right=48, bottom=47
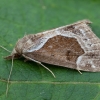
left=1, top=19, right=100, bottom=95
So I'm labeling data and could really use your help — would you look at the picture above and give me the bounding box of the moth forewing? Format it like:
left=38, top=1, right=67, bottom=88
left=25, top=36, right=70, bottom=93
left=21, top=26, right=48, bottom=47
left=1, top=19, right=100, bottom=96
left=5, top=19, right=100, bottom=74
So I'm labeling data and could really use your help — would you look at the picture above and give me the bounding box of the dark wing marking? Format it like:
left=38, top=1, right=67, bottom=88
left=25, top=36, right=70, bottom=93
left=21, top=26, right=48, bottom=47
left=25, top=35, right=84, bottom=69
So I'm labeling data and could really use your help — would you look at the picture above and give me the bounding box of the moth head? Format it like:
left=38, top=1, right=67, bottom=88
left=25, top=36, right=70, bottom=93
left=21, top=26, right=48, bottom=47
left=4, top=35, right=33, bottom=60
left=5, top=48, right=21, bottom=60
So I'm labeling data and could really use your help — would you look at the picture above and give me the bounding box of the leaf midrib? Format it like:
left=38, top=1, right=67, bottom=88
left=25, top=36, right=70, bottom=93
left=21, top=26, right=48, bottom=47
left=0, top=79, right=99, bottom=85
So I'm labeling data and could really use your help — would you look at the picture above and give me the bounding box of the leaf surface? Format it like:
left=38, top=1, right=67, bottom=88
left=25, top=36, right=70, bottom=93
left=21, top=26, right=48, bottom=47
left=0, top=0, right=100, bottom=100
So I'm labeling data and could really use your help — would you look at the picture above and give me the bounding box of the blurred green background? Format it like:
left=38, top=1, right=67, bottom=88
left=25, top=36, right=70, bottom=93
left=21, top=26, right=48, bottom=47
left=0, top=0, right=100, bottom=100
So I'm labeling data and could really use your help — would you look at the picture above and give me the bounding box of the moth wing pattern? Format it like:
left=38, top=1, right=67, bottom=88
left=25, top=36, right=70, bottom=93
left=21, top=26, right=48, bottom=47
left=5, top=19, right=100, bottom=72
left=22, top=20, right=100, bottom=72
left=24, top=34, right=84, bottom=69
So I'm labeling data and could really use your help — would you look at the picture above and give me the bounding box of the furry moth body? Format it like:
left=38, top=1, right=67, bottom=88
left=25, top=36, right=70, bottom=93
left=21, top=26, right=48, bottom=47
left=5, top=19, right=100, bottom=72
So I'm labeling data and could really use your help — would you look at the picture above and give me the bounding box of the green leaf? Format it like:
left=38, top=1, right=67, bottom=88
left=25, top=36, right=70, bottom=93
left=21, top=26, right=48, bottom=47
left=0, top=0, right=100, bottom=100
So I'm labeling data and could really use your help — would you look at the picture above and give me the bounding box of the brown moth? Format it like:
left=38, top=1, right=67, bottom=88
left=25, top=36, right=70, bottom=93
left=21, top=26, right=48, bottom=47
left=5, top=19, right=100, bottom=72
left=1, top=19, right=100, bottom=95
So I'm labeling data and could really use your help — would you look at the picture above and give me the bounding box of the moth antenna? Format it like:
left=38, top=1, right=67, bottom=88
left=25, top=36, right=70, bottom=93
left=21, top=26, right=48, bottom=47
left=22, top=54, right=56, bottom=78
left=77, top=70, right=82, bottom=74
left=6, top=55, right=14, bottom=96
left=0, top=45, right=11, bottom=53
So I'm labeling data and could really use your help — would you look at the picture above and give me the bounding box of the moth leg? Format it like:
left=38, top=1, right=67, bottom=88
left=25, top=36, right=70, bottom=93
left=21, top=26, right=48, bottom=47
left=77, top=69, right=82, bottom=74
left=22, top=54, right=56, bottom=78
